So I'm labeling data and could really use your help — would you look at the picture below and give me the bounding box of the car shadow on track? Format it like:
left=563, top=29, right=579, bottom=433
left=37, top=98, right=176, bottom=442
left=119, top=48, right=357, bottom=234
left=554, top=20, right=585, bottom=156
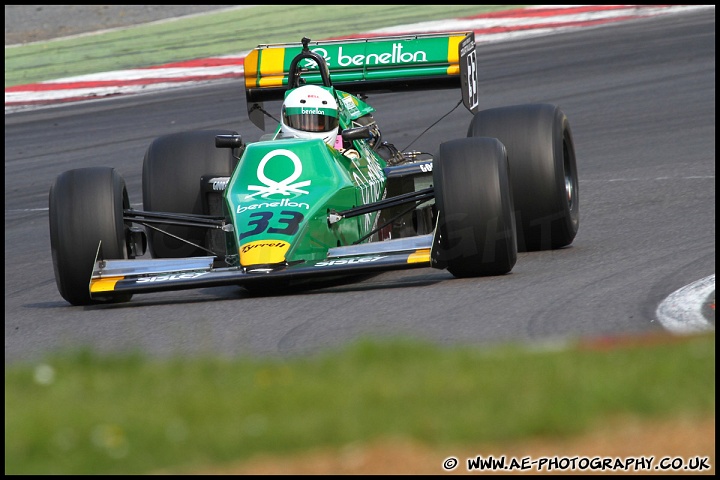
left=238, top=272, right=448, bottom=298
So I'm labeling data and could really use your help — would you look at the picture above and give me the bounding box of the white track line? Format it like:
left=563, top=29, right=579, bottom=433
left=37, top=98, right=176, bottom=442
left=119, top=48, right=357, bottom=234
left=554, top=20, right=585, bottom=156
left=656, top=275, right=715, bottom=334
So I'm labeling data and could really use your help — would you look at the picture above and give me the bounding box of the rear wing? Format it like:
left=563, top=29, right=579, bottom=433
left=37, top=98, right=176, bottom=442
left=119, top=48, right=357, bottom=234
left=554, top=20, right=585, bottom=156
left=243, top=32, right=479, bottom=130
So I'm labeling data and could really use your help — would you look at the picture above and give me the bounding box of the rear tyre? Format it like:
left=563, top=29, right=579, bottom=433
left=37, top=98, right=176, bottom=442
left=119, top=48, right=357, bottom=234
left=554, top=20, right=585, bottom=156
left=142, top=129, right=238, bottom=258
left=49, top=167, right=133, bottom=305
left=432, top=137, right=517, bottom=277
left=468, top=104, right=579, bottom=251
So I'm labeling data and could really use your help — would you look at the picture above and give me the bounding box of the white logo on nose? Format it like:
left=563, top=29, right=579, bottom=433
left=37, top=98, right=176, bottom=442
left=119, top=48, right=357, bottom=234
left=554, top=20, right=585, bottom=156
left=245, top=149, right=311, bottom=199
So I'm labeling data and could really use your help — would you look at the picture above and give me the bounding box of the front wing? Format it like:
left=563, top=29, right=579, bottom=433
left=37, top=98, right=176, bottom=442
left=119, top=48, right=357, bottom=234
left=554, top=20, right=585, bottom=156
left=89, top=235, right=435, bottom=299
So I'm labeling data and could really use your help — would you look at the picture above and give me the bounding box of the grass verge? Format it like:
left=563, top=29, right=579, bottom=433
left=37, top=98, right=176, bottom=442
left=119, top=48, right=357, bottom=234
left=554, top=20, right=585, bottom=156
left=4, top=332, right=715, bottom=474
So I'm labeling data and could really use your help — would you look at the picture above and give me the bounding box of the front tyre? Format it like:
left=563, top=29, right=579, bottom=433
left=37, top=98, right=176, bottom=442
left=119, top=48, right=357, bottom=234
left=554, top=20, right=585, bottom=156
left=468, top=104, right=579, bottom=251
left=49, top=167, right=133, bottom=306
left=432, top=137, right=517, bottom=277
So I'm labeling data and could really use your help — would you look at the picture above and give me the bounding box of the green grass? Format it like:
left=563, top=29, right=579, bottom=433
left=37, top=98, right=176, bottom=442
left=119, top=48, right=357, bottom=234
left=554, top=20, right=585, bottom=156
left=4, top=5, right=525, bottom=87
left=5, top=334, right=715, bottom=474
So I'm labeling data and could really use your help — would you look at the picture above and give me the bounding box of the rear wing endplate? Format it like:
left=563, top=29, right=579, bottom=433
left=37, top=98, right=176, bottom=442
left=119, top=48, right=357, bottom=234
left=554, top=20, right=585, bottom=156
left=244, top=32, right=478, bottom=129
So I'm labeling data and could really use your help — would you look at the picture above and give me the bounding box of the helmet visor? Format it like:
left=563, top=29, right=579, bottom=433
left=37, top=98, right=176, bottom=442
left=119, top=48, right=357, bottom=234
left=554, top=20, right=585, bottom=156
left=283, top=106, right=339, bottom=133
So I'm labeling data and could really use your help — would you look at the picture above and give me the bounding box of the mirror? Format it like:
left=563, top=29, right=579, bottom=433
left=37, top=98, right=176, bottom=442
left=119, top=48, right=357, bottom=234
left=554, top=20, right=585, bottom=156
left=342, top=125, right=372, bottom=140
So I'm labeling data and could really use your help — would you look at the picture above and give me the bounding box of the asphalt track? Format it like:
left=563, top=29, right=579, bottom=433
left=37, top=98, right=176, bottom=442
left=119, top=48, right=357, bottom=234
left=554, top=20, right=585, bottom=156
left=3, top=5, right=237, bottom=45
left=4, top=8, right=715, bottom=364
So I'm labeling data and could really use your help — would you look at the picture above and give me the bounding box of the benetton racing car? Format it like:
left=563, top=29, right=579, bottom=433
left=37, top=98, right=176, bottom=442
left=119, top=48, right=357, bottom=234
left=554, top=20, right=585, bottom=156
left=49, top=32, right=579, bottom=306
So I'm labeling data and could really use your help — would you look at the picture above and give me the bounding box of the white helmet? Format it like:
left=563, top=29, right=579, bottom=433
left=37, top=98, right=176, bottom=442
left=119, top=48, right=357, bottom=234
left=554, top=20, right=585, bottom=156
left=281, top=85, right=339, bottom=146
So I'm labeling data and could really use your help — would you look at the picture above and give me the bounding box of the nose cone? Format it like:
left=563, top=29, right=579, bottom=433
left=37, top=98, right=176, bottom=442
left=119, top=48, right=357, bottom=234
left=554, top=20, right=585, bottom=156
left=239, top=240, right=290, bottom=267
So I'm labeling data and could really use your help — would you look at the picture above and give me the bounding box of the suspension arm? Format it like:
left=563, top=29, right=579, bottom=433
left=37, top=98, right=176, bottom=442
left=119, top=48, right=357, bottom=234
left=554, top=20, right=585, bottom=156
left=123, top=209, right=228, bottom=230
left=328, top=187, right=434, bottom=223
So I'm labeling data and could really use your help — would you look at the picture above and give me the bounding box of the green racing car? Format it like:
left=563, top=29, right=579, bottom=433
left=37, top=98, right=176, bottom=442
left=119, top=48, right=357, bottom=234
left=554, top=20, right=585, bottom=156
left=49, top=32, right=579, bottom=306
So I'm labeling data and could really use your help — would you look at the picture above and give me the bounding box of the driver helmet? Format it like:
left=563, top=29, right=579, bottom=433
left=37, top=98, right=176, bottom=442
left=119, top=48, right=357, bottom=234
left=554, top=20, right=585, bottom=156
left=280, top=85, right=339, bottom=147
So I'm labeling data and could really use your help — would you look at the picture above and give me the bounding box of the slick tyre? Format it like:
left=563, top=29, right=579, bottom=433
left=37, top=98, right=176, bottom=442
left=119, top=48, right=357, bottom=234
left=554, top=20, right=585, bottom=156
left=142, top=129, right=238, bottom=258
left=49, top=167, right=133, bottom=306
left=468, top=104, right=579, bottom=251
left=433, top=137, right=517, bottom=277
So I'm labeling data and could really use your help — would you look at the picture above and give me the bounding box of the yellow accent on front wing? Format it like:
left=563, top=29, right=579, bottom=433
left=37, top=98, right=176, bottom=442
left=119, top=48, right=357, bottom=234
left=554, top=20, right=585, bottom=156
left=90, top=276, right=123, bottom=292
left=407, top=248, right=431, bottom=264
